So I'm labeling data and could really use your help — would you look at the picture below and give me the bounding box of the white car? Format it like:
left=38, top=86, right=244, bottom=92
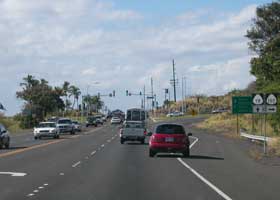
left=111, top=117, right=121, bottom=124
left=34, top=122, right=59, bottom=139
left=167, top=111, right=184, bottom=117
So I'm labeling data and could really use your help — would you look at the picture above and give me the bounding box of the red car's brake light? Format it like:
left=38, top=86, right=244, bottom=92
left=151, top=135, right=164, bottom=143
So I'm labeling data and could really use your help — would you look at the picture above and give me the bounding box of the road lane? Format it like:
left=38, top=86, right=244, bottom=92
left=32, top=127, right=223, bottom=200
left=1, top=117, right=280, bottom=200
left=0, top=124, right=115, bottom=200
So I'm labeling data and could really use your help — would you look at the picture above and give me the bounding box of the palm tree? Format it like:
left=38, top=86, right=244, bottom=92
left=62, top=81, right=70, bottom=110
left=69, top=85, right=81, bottom=110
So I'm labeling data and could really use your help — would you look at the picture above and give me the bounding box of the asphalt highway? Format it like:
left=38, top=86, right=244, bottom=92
left=0, top=118, right=280, bottom=200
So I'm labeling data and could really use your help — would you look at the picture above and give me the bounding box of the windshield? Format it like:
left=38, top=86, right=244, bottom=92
left=38, top=123, right=56, bottom=128
left=57, top=120, right=71, bottom=124
left=125, top=123, right=144, bottom=129
left=156, top=124, right=185, bottom=135
left=1, top=1, right=280, bottom=200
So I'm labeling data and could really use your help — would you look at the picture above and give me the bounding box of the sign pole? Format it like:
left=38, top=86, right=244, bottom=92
left=237, top=114, right=239, bottom=135
left=264, top=113, right=267, bottom=155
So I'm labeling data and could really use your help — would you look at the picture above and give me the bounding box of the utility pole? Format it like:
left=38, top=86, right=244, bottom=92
left=143, top=85, right=146, bottom=111
left=171, top=59, right=177, bottom=102
left=151, top=77, right=154, bottom=110
left=182, top=76, right=184, bottom=113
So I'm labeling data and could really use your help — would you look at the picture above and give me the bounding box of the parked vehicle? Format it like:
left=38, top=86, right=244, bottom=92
left=102, top=116, right=107, bottom=122
left=148, top=124, right=192, bottom=157
left=212, top=108, right=228, bottom=114
left=0, top=123, right=10, bottom=149
left=111, top=117, right=121, bottom=124
left=57, top=118, right=75, bottom=135
left=120, top=121, right=146, bottom=144
left=34, top=122, right=60, bottom=139
left=72, top=121, right=82, bottom=132
left=166, top=111, right=184, bottom=117
left=95, top=115, right=103, bottom=125
left=86, top=116, right=97, bottom=127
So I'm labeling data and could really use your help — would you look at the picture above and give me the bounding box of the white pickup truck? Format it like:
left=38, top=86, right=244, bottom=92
left=120, top=121, right=146, bottom=144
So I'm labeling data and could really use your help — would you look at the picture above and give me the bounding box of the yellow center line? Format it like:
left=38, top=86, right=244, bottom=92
left=0, top=135, right=80, bottom=159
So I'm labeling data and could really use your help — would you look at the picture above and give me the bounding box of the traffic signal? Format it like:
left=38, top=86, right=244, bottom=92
left=98, top=93, right=100, bottom=98
left=126, top=90, right=129, bottom=96
left=109, top=93, right=112, bottom=97
left=139, top=92, right=142, bottom=96
left=113, top=90, right=116, bottom=97
left=165, top=89, right=169, bottom=94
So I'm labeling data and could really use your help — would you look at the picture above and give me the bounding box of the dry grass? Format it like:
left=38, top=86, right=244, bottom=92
left=268, top=138, right=280, bottom=157
left=196, top=112, right=276, bottom=137
left=249, top=146, right=263, bottom=160
left=0, top=114, right=24, bottom=134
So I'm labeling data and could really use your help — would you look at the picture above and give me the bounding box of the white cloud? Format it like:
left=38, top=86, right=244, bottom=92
left=0, top=3, right=258, bottom=115
left=82, top=68, right=97, bottom=76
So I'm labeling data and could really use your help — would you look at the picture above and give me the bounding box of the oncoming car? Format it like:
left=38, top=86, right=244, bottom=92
left=0, top=123, right=10, bottom=149
left=34, top=122, right=60, bottom=139
left=148, top=124, right=192, bottom=157
left=111, top=117, right=121, bottom=124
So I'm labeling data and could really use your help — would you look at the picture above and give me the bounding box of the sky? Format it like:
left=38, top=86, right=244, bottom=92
left=0, top=0, right=274, bottom=115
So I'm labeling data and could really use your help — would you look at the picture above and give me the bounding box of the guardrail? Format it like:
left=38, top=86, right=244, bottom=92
left=240, top=130, right=272, bottom=142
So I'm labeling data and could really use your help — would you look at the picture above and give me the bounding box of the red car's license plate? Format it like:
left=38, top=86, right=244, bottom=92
left=165, top=137, right=174, bottom=142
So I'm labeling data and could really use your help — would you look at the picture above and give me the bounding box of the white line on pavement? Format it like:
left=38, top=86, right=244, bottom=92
left=91, top=151, right=97, bottom=156
left=38, top=187, right=44, bottom=189
left=189, top=136, right=199, bottom=149
left=44, top=183, right=48, bottom=186
left=0, top=172, right=27, bottom=177
left=177, top=137, right=232, bottom=200
left=101, top=144, right=105, bottom=148
left=33, top=190, right=39, bottom=193
left=72, top=161, right=81, bottom=168
left=27, top=193, right=34, bottom=197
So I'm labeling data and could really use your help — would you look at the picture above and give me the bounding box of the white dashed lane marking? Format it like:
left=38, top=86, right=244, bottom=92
left=72, top=161, right=81, bottom=168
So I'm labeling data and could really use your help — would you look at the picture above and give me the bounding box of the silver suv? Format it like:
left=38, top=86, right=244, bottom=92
left=57, top=118, right=75, bottom=135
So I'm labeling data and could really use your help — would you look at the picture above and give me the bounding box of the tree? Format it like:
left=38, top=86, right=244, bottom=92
left=83, top=95, right=103, bottom=113
left=246, top=1, right=280, bottom=90
left=69, top=85, right=81, bottom=110
left=16, top=75, right=65, bottom=127
left=62, top=81, right=71, bottom=110
left=246, top=1, right=280, bottom=134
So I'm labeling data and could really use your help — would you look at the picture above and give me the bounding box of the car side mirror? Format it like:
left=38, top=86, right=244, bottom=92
left=2, top=130, right=7, bottom=134
left=188, top=133, right=192, bottom=136
left=147, top=132, right=153, bottom=136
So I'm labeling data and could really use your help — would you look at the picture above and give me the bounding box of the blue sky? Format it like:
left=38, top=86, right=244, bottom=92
left=0, top=0, right=274, bottom=115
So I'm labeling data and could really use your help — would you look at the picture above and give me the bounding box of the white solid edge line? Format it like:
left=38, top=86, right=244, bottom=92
left=91, top=151, right=97, bottom=156
left=177, top=158, right=232, bottom=200
left=72, top=161, right=81, bottom=168
left=177, top=137, right=232, bottom=200
left=27, top=193, right=34, bottom=197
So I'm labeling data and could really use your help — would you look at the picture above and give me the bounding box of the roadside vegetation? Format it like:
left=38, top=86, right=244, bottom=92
left=154, top=2, right=280, bottom=156
left=0, top=74, right=104, bottom=131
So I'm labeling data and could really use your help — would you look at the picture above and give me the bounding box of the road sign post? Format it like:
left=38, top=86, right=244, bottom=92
left=252, top=93, right=278, bottom=155
left=232, top=96, right=252, bottom=135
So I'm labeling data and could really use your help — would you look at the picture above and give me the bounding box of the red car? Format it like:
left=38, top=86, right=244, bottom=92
left=148, top=124, right=192, bottom=157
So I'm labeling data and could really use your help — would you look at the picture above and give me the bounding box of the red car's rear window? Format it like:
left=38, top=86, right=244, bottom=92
left=155, top=124, right=185, bottom=135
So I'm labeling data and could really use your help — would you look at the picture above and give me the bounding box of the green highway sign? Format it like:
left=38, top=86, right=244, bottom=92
left=232, top=96, right=253, bottom=114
